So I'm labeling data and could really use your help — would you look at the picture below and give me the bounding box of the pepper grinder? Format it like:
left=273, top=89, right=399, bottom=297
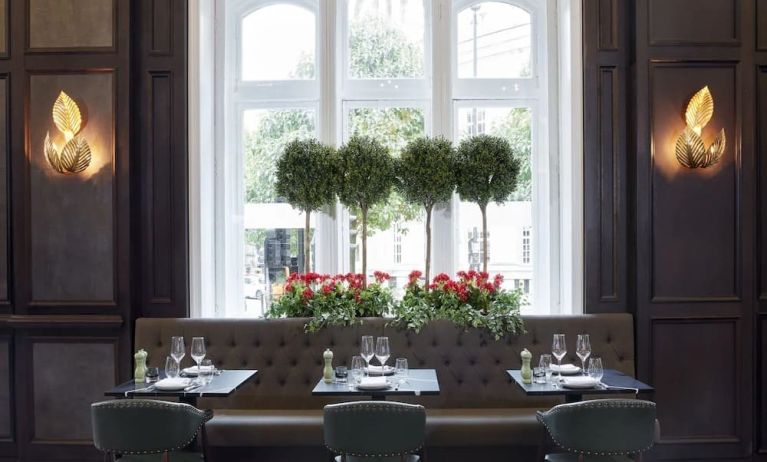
left=520, top=348, right=533, bottom=384
left=323, top=349, right=334, bottom=383
left=134, top=349, right=148, bottom=383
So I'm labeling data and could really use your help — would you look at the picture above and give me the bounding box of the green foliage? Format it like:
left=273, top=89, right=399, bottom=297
left=275, top=139, right=337, bottom=214
left=336, top=135, right=396, bottom=212
left=486, top=108, right=532, bottom=202
left=455, top=134, right=522, bottom=209
left=348, top=15, right=423, bottom=79
left=397, top=136, right=457, bottom=209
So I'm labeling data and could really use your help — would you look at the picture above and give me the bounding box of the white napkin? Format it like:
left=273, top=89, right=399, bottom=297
left=358, top=376, right=388, bottom=387
left=365, top=365, right=394, bottom=375
left=182, top=365, right=215, bottom=376
left=561, top=376, right=598, bottom=389
left=550, top=364, right=581, bottom=374
left=155, top=378, right=191, bottom=390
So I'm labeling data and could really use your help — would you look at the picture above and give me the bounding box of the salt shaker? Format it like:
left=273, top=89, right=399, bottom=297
left=520, top=348, right=533, bottom=384
left=323, top=349, right=334, bottom=383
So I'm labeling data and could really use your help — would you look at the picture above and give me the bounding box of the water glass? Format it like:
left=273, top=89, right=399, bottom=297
left=588, top=357, right=604, bottom=386
left=375, top=337, right=390, bottom=369
left=335, top=366, right=348, bottom=384
left=576, top=334, right=591, bottom=375
left=350, top=355, right=365, bottom=388
left=360, top=336, right=374, bottom=373
left=551, top=334, right=567, bottom=386
left=191, top=337, right=206, bottom=376
left=145, top=367, right=160, bottom=383
left=171, top=336, right=186, bottom=367
left=539, top=354, right=552, bottom=384
left=165, top=355, right=180, bottom=379
left=199, top=359, right=215, bottom=385
left=394, top=358, right=409, bottom=385
left=533, top=367, right=545, bottom=384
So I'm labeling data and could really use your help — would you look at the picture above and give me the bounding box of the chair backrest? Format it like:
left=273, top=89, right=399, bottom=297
left=324, top=401, right=426, bottom=458
left=91, top=400, right=212, bottom=455
left=537, top=399, right=657, bottom=456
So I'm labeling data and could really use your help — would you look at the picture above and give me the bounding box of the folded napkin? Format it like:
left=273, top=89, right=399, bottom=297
left=155, top=378, right=191, bottom=390
left=550, top=364, right=581, bottom=374
left=365, top=365, right=395, bottom=375
left=359, top=376, right=388, bottom=387
left=182, top=365, right=215, bottom=376
left=561, top=376, right=599, bottom=389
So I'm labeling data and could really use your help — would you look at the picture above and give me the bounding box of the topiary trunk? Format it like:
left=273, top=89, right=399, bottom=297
left=304, top=210, right=311, bottom=273
left=425, top=204, right=433, bottom=289
left=362, top=206, right=369, bottom=288
left=480, top=203, right=488, bottom=273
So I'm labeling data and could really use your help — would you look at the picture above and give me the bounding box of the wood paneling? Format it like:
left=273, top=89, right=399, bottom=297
left=759, top=0, right=767, bottom=50
left=648, top=0, right=739, bottom=46
left=150, top=0, right=172, bottom=55
left=0, top=77, right=7, bottom=304
left=31, top=340, right=116, bottom=440
left=0, top=337, right=10, bottom=440
left=758, top=67, right=767, bottom=304
left=28, top=73, right=114, bottom=304
left=649, top=63, right=738, bottom=301
left=761, top=316, right=767, bottom=453
left=583, top=0, right=628, bottom=313
left=28, top=0, right=114, bottom=50
left=0, top=0, right=6, bottom=56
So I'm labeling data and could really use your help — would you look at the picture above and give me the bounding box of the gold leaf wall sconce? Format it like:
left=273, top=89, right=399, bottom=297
left=674, top=86, right=726, bottom=169
left=44, top=91, right=92, bottom=174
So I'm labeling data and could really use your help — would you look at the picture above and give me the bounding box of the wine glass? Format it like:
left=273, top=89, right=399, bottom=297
left=551, top=334, right=567, bottom=386
left=165, top=356, right=179, bottom=379
left=576, top=334, right=591, bottom=375
left=375, top=337, right=390, bottom=371
left=191, top=337, right=206, bottom=379
left=350, top=356, right=365, bottom=389
left=588, top=357, right=604, bottom=388
left=360, top=336, right=374, bottom=374
left=171, top=336, right=186, bottom=369
left=539, top=354, right=552, bottom=384
left=395, top=358, right=409, bottom=385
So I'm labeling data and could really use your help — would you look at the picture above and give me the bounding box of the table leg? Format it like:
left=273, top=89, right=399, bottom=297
left=565, top=394, right=582, bottom=403
left=179, top=396, right=198, bottom=407
left=371, top=395, right=386, bottom=401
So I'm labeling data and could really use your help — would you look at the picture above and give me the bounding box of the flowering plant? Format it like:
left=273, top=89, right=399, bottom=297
left=266, top=272, right=394, bottom=332
left=392, top=270, right=525, bottom=339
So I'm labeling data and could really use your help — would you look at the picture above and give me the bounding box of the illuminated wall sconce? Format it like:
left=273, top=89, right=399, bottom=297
left=674, top=86, right=726, bottom=169
left=44, top=91, right=92, bottom=174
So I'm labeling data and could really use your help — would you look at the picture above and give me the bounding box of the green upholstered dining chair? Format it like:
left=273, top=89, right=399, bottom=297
left=323, top=401, right=427, bottom=462
left=91, top=400, right=213, bottom=462
left=537, top=399, right=657, bottom=462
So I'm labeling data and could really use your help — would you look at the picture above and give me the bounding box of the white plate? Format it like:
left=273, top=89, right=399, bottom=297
left=561, top=376, right=599, bottom=389
left=155, top=378, right=192, bottom=391
left=364, top=365, right=395, bottom=376
left=550, top=364, right=582, bottom=375
left=182, top=366, right=215, bottom=377
left=356, top=378, right=390, bottom=390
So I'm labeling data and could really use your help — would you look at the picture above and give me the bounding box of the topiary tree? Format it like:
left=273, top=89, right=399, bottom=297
left=336, top=135, right=396, bottom=287
left=397, top=136, right=456, bottom=285
left=455, top=134, right=522, bottom=273
left=275, top=138, right=337, bottom=273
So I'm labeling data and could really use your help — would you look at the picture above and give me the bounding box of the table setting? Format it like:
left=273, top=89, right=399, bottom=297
left=509, top=333, right=653, bottom=402
left=312, top=335, right=440, bottom=400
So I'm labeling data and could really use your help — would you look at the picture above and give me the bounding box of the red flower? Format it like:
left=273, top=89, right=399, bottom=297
left=321, top=284, right=333, bottom=295
left=432, top=273, right=451, bottom=285
left=493, top=274, right=504, bottom=288
left=373, top=271, right=390, bottom=283
left=483, top=282, right=495, bottom=293
left=284, top=283, right=295, bottom=293
left=302, top=287, right=314, bottom=299
left=408, top=270, right=422, bottom=281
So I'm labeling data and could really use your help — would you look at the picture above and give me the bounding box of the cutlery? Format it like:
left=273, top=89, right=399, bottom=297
left=184, top=383, right=203, bottom=392
left=124, top=385, right=156, bottom=396
left=600, top=383, right=639, bottom=393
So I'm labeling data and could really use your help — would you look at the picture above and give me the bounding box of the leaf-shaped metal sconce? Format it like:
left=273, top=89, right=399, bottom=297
left=43, top=91, right=92, bottom=174
left=675, top=86, right=726, bottom=168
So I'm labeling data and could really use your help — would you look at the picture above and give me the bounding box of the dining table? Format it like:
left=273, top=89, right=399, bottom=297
left=507, top=368, right=654, bottom=403
left=312, top=368, right=440, bottom=401
left=105, top=369, right=258, bottom=407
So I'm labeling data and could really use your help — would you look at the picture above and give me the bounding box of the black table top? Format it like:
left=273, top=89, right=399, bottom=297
left=312, top=369, right=440, bottom=398
left=105, top=370, right=258, bottom=399
left=507, top=368, right=654, bottom=397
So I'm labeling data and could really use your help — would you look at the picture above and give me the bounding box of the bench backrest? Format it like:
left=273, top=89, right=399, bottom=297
left=135, top=314, right=635, bottom=409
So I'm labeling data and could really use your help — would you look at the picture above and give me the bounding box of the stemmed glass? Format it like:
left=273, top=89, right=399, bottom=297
left=375, top=337, right=390, bottom=370
left=588, top=357, right=604, bottom=388
left=576, top=334, right=591, bottom=375
left=360, top=336, right=374, bottom=375
left=191, top=337, right=206, bottom=380
left=171, top=336, right=186, bottom=370
left=551, top=334, right=567, bottom=387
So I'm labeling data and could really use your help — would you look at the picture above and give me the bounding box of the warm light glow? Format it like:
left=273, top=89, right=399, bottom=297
left=44, top=91, right=92, bottom=174
left=674, top=86, right=726, bottom=169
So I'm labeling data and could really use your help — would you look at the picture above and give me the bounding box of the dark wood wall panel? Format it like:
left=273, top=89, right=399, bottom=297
left=0, top=336, right=10, bottom=440
left=648, top=0, right=740, bottom=46
left=0, top=0, right=6, bottom=56
left=761, top=316, right=767, bottom=454
left=583, top=0, right=629, bottom=313
left=28, top=73, right=115, bottom=304
left=0, top=77, right=8, bottom=304
left=135, top=0, right=188, bottom=318
left=758, top=67, right=767, bottom=306
left=649, top=63, right=738, bottom=301
left=27, top=0, right=114, bottom=50
left=759, top=0, right=767, bottom=50
left=31, top=340, right=116, bottom=440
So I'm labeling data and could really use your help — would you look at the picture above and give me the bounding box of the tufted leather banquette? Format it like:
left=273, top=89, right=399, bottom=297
left=135, top=315, right=635, bottom=461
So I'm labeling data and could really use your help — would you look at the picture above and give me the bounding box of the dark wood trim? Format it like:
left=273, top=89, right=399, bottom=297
left=646, top=0, right=742, bottom=47
left=23, top=0, right=118, bottom=54
left=0, top=314, right=123, bottom=329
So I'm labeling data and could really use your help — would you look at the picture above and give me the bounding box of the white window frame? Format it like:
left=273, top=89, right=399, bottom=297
left=189, top=0, right=583, bottom=318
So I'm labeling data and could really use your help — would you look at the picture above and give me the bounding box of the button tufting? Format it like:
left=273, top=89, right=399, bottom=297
left=266, top=359, right=273, bottom=366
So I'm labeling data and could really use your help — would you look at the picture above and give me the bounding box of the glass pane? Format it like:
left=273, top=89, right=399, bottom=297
left=346, top=107, right=426, bottom=296
left=455, top=106, right=533, bottom=303
left=243, top=108, right=316, bottom=316
left=347, top=0, right=425, bottom=79
left=457, top=2, right=532, bottom=79
left=241, top=4, right=316, bottom=81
